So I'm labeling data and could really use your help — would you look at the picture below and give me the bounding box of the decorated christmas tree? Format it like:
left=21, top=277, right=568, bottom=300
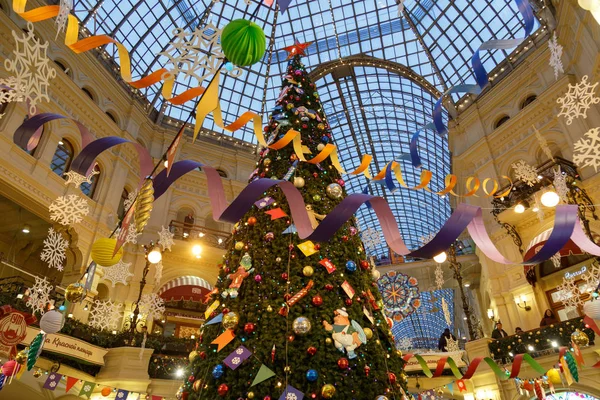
left=183, top=45, right=408, bottom=400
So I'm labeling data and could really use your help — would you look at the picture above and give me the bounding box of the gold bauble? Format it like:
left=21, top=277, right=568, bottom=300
left=192, top=379, right=203, bottom=392
left=302, top=266, right=314, bottom=277
left=235, top=241, right=245, bottom=251
left=65, top=282, right=85, bottom=303
left=248, top=392, right=255, bottom=399
left=263, top=158, right=272, bottom=166
left=91, top=237, right=124, bottom=266
left=266, top=305, right=273, bottom=312
left=222, top=312, right=240, bottom=330
left=396, top=350, right=403, bottom=357
left=325, top=338, right=333, bottom=344
left=363, top=327, right=373, bottom=340
left=294, top=177, right=305, bottom=188
left=15, top=349, right=28, bottom=365
left=189, top=350, right=198, bottom=363
left=571, top=329, right=589, bottom=346
left=326, top=183, right=343, bottom=199
left=321, top=384, right=336, bottom=399
left=134, top=178, right=154, bottom=233
left=546, top=368, right=561, bottom=385
left=437, top=388, right=444, bottom=395
left=33, top=368, right=42, bottom=378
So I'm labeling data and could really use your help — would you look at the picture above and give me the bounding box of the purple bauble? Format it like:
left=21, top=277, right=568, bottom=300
left=349, top=226, right=358, bottom=236
left=254, top=274, right=263, bottom=283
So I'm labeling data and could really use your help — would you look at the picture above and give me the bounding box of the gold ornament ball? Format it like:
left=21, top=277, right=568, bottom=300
left=546, top=368, right=561, bottom=385
left=313, top=194, right=321, bottom=202
left=33, top=368, right=42, bottom=378
left=363, top=327, right=373, bottom=340
left=437, top=388, right=444, bottom=396
left=189, top=350, right=198, bottom=363
left=396, top=350, right=403, bottom=357
left=303, top=266, right=314, bottom=277
left=326, top=183, right=343, bottom=199
left=292, top=316, right=312, bottom=335
left=317, top=143, right=325, bottom=151
left=193, top=379, right=203, bottom=392
left=325, top=338, right=333, bottom=345
left=321, top=384, right=336, bottom=399
left=375, top=339, right=381, bottom=345
left=222, top=312, right=240, bottom=330
left=248, top=392, right=255, bottom=399
left=571, top=329, right=589, bottom=346
left=65, top=282, right=85, bottom=303
left=235, top=241, right=245, bottom=251
left=15, top=350, right=28, bottom=365
left=267, top=305, right=273, bottom=312
left=263, top=158, right=272, bottom=166
left=294, top=177, right=305, bottom=188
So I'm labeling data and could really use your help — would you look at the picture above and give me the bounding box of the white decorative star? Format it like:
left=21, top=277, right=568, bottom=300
left=557, top=75, right=600, bottom=125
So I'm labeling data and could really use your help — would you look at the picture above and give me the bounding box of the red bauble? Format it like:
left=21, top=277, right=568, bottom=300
left=337, top=357, right=349, bottom=369
left=307, top=346, right=317, bottom=356
left=244, top=323, right=256, bottom=334
left=302, top=124, right=308, bottom=129
left=388, top=372, right=397, bottom=385
left=364, top=365, right=371, bottom=376
left=217, top=384, right=229, bottom=397
left=264, top=397, right=272, bottom=400
left=312, top=294, right=323, bottom=306
left=287, top=334, right=295, bottom=342
left=224, top=267, right=230, bottom=274
left=259, top=172, right=266, bottom=178
left=345, top=298, right=353, bottom=306
left=222, top=308, right=230, bottom=314
left=314, top=244, right=321, bottom=250
left=247, top=217, right=257, bottom=226
left=294, top=70, right=302, bottom=76
left=341, top=235, right=349, bottom=242
left=199, top=351, right=207, bottom=360
left=263, top=125, right=269, bottom=132
left=288, top=244, right=295, bottom=251
left=325, top=284, right=334, bottom=291
left=188, top=375, right=195, bottom=383
left=360, top=260, right=370, bottom=270
left=312, top=172, right=318, bottom=178
left=281, top=272, right=289, bottom=280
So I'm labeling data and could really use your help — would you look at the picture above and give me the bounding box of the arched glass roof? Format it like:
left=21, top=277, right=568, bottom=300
left=72, top=0, right=542, bottom=252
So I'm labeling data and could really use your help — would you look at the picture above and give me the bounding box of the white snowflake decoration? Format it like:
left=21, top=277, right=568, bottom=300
left=557, top=75, right=600, bottom=125
left=153, top=260, right=163, bottom=286
left=534, top=126, right=554, bottom=162
left=548, top=32, right=564, bottom=80
left=286, top=394, right=297, bottom=400
left=232, top=357, right=241, bottom=365
left=0, top=23, right=56, bottom=115
left=159, top=23, right=241, bottom=85
left=551, top=253, right=562, bottom=269
left=573, top=127, right=600, bottom=173
left=63, top=169, right=99, bottom=187
left=361, top=227, right=382, bottom=254
left=158, top=226, right=175, bottom=252
left=88, top=299, right=122, bottom=331
left=0, top=78, right=23, bottom=119
left=138, top=293, right=165, bottom=321
left=55, top=0, right=73, bottom=37
left=557, top=276, right=584, bottom=311
left=511, top=160, right=539, bottom=187
left=49, top=194, right=89, bottom=225
left=396, top=337, right=412, bottom=351
left=26, top=276, right=53, bottom=315
left=441, top=297, right=452, bottom=327
left=534, top=194, right=545, bottom=222
left=434, top=264, right=444, bottom=290
left=115, top=223, right=141, bottom=245
left=40, top=228, right=69, bottom=271
left=553, top=167, right=569, bottom=202
left=123, top=190, right=138, bottom=211
left=101, top=260, right=133, bottom=287
left=445, top=335, right=460, bottom=353
left=581, top=263, right=600, bottom=294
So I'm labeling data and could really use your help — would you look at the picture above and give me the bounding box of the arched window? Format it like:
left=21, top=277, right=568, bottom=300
left=81, top=87, right=95, bottom=101
left=520, top=95, right=537, bottom=109
left=494, top=115, right=510, bottom=129
left=50, top=139, right=74, bottom=177
left=106, top=111, right=118, bottom=125
left=54, top=60, right=72, bottom=78
left=117, top=187, right=129, bottom=220
left=216, top=168, right=228, bottom=178
left=81, top=164, right=100, bottom=198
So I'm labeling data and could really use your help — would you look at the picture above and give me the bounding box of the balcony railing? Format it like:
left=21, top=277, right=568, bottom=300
left=168, top=220, right=231, bottom=249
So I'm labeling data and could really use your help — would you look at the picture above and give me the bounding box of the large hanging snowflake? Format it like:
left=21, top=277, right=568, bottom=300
left=534, top=126, right=554, bottom=161
left=557, top=75, right=600, bottom=125
left=101, top=260, right=133, bottom=287
left=581, top=263, right=600, bottom=293
left=153, top=261, right=163, bottom=286
left=123, top=190, right=138, bottom=211
left=445, top=335, right=461, bottom=353
left=0, top=78, right=23, bottom=119
left=89, top=299, right=122, bottom=331
left=159, top=23, right=241, bottom=85
left=158, top=226, right=175, bottom=252
left=533, top=194, right=545, bottom=222
left=55, top=0, right=73, bottom=37
left=557, top=276, right=584, bottom=311
left=40, top=228, right=69, bottom=271
left=511, top=160, right=539, bottom=187
left=0, top=23, right=56, bottom=115
left=434, top=264, right=444, bottom=290
left=26, top=276, right=53, bottom=315
left=63, top=169, right=98, bottom=187
left=396, top=337, right=412, bottom=351
left=138, top=293, right=165, bottom=321
left=115, top=223, right=141, bottom=245
left=548, top=32, right=564, bottom=80
left=553, top=167, right=569, bottom=202
left=573, top=127, right=600, bottom=173
left=360, top=227, right=382, bottom=254
left=441, top=297, right=452, bottom=327
left=49, top=194, right=89, bottom=225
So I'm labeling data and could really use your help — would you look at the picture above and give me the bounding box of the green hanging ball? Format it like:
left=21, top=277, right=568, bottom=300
left=221, top=19, right=266, bottom=67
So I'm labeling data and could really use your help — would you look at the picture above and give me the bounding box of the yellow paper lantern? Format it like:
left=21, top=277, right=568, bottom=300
left=91, top=238, right=123, bottom=266
left=546, top=368, right=561, bottom=385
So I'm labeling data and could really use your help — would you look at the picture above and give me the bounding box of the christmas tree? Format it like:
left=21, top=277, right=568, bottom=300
left=183, top=44, right=408, bottom=400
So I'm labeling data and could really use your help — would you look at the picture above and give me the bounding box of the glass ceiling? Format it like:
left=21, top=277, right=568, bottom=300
left=73, top=0, right=540, bottom=253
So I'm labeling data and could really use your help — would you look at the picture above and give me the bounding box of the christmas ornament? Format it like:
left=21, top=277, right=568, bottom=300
left=189, top=351, right=198, bottom=362
left=244, top=322, right=256, bottom=334
left=235, top=241, right=245, bottom=251
left=547, top=368, right=561, bottom=385
left=511, top=160, right=539, bottom=187
left=40, top=228, right=69, bottom=271
left=548, top=32, right=564, bottom=80
left=64, top=282, right=85, bottom=303
left=247, top=216, right=257, bottom=226
left=346, top=260, right=357, bottom=272
left=193, top=380, right=203, bottom=392
left=371, top=269, right=381, bottom=280
left=212, top=364, right=224, bottom=379
left=313, top=194, right=321, bottom=202
left=134, top=178, right=154, bottom=233
left=285, top=280, right=314, bottom=309
left=359, top=260, right=370, bottom=270
left=264, top=232, right=275, bottom=242
left=247, top=392, right=254, bottom=399
left=293, top=177, right=305, bottom=188
left=337, top=357, right=349, bottom=369
left=91, top=238, right=124, bottom=267
left=321, top=384, right=336, bottom=399
left=312, top=294, right=323, bottom=306
left=388, top=372, right=397, bottom=385
left=307, top=346, right=317, bottom=356
left=323, top=308, right=367, bottom=359
left=326, top=183, right=343, bottom=199
left=26, top=276, right=53, bottom=315
left=158, top=226, right=175, bottom=251
left=138, top=293, right=166, bottom=321
left=571, top=329, right=589, bottom=346
left=364, top=365, right=371, bottom=376
left=363, top=328, right=373, bottom=340
left=49, top=194, right=89, bottom=225
left=220, top=19, right=266, bottom=67
left=15, top=350, right=27, bottom=365
left=254, top=274, right=263, bottom=283
left=27, top=333, right=44, bottom=370
left=303, top=266, right=314, bottom=277
left=222, top=312, right=240, bottom=330
left=217, top=383, right=230, bottom=397
left=40, top=310, right=64, bottom=334
left=292, top=316, right=312, bottom=335
left=101, top=387, right=112, bottom=396
left=101, top=260, right=134, bottom=287
left=32, top=368, right=42, bottom=378
left=306, top=369, right=318, bottom=382
left=263, top=158, right=272, bottom=166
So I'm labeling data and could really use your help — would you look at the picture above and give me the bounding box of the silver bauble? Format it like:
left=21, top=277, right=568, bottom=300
left=294, top=177, right=305, bottom=188
left=292, top=316, right=312, bottom=335
left=326, top=183, right=343, bottom=199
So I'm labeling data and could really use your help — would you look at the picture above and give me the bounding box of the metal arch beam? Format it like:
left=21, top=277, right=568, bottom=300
left=308, top=55, right=441, bottom=99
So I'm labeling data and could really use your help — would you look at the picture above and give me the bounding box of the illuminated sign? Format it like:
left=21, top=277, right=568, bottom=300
left=565, top=266, right=587, bottom=280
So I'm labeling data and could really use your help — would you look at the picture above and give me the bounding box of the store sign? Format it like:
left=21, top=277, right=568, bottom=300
left=565, top=266, right=587, bottom=280
left=21, top=326, right=107, bottom=365
left=404, top=351, right=467, bottom=372
left=0, top=311, right=28, bottom=357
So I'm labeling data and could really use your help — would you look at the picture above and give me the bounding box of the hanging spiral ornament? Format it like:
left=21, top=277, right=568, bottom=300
left=134, top=177, right=154, bottom=233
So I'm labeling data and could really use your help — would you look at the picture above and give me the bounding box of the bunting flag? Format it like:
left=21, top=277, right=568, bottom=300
left=223, top=346, right=252, bottom=370
left=116, top=389, right=129, bottom=399
left=446, top=382, right=454, bottom=395
left=78, top=381, right=96, bottom=398
left=282, top=224, right=297, bottom=234
left=560, top=356, right=574, bottom=386
left=279, top=385, right=304, bottom=400
left=43, top=373, right=62, bottom=390
left=265, top=207, right=287, bottom=220
left=211, top=329, right=235, bottom=352
left=151, top=396, right=164, bottom=400
left=571, top=340, right=585, bottom=366
left=297, top=241, right=318, bottom=256
left=204, top=300, right=220, bottom=319
left=456, top=379, right=467, bottom=393
left=276, top=0, right=292, bottom=13
left=65, top=376, right=78, bottom=393
left=114, top=202, right=136, bottom=256
left=254, top=196, right=275, bottom=209
left=251, top=365, right=276, bottom=387
left=205, top=313, right=223, bottom=326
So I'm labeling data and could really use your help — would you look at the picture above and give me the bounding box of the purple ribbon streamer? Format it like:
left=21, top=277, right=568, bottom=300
left=13, top=113, right=94, bottom=152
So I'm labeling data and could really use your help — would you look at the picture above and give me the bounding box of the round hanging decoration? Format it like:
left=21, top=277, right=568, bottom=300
left=377, top=271, right=421, bottom=322
left=221, top=19, right=266, bottom=67
left=101, top=386, right=112, bottom=397
left=91, top=238, right=123, bottom=266
left=65, top=282, right=86, bottom=303
left=39, top=310, right=64, bottom=334
left=583, top=299, right=600, bottom=319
